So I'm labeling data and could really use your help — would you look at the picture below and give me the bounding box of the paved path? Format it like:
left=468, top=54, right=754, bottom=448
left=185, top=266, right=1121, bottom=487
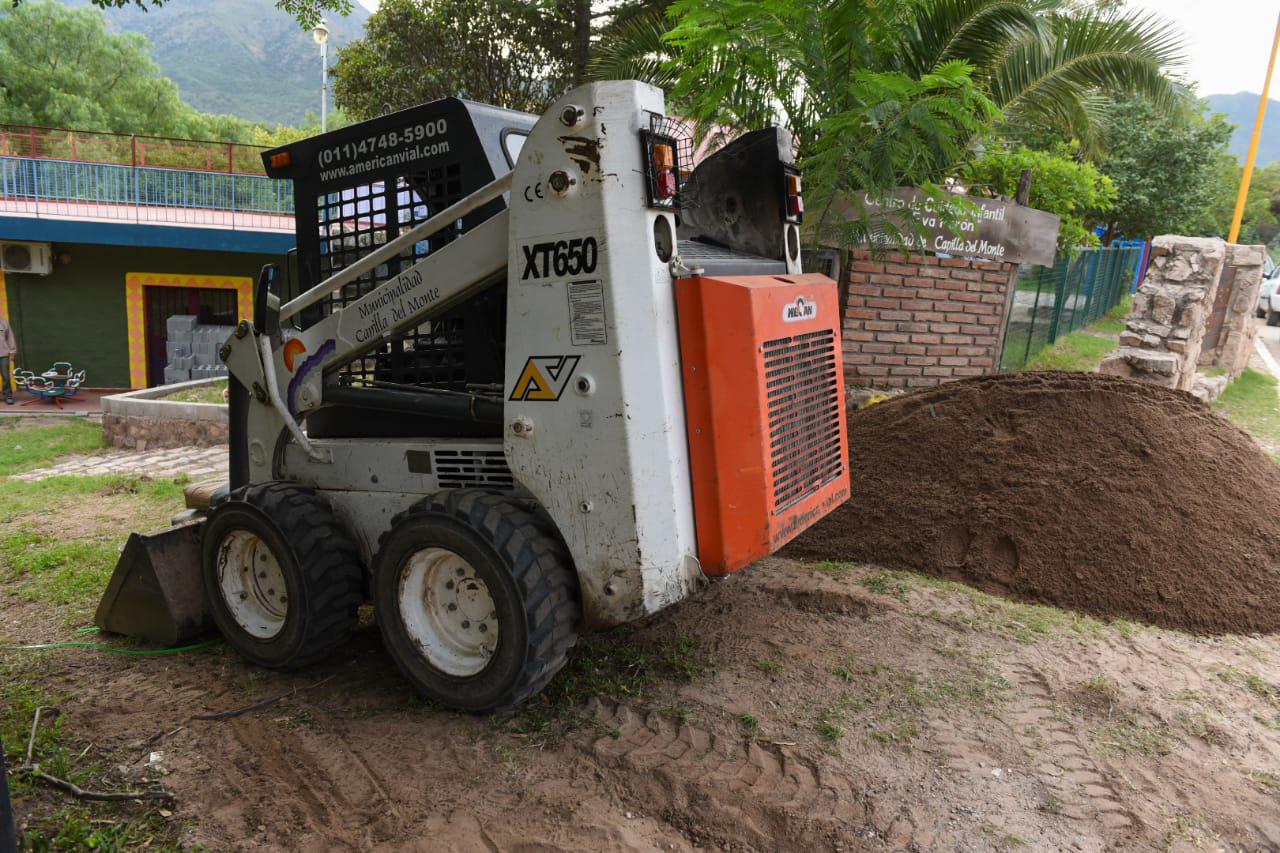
left=1257, top=317, right=1280, bottom=379
left=14, top=446, right=226, bottom=482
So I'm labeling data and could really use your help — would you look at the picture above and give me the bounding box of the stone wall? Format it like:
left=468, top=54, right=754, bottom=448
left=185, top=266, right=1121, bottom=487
left=842, top=251, right=1018, bottom=388
left=102, top=412, right=228, bottom=451
left=100, top=378, right=228, bottom=451
left=1198, top=243, right=1266, bottom=377
left=1099, top=236, right=1226, bottom=392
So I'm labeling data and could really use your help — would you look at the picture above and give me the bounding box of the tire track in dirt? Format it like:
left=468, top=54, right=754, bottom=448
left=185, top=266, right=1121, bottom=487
left=576, top=698, right=876, bottom=851
left=1002, top=662, right=1137, bottom=834
left=186, top=714, right=404, bottom=850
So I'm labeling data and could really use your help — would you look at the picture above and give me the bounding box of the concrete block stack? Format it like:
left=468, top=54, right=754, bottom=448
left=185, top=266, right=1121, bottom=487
left=162, top=315, right=232, bottom=384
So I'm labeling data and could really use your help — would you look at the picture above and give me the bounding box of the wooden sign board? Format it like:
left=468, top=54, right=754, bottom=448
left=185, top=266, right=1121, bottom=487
left=840, top=188, right=1061, bottom=268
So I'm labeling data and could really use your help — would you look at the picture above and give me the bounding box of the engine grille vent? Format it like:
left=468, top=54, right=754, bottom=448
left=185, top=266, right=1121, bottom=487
left=762, top=329, right=844, bottom=511
left=432, top=448, right=514, bottom=490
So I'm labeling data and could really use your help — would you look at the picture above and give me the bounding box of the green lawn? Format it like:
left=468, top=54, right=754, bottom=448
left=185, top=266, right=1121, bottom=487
left=0, top=420, right=189, bottom=850
left=0, top=418, right=105, bottom=476
left=1023, top=328, right=1118, bottom=372
left=160, top=379, right=227, bottom=405
left=1214, top=368, right=1280, bottom=459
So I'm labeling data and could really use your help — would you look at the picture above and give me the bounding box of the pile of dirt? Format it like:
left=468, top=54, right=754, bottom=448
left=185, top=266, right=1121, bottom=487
left=786, top=371, right=1280, bottom=635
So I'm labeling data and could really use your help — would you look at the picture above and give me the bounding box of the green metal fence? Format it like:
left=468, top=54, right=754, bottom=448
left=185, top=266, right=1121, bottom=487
left=1000, top=245, right=1144, bottom=371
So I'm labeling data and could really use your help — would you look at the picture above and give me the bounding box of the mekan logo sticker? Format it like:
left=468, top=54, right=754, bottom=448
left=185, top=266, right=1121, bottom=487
left=509, top=355, right=581, bottom=401
left=782, top=295, right=818, bottom=323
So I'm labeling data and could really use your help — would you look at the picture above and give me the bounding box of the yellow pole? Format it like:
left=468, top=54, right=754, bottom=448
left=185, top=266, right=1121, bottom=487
left=1228, top=12, right=1280, bottom=244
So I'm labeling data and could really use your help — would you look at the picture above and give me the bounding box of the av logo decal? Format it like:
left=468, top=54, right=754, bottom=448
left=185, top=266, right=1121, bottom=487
left=782, top=295, right=818, bottom=323
left=510, top=355, right=581, bottom=401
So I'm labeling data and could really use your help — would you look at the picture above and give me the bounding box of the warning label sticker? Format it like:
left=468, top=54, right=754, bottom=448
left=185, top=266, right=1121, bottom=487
left=567, top=279, right=607, bottom=346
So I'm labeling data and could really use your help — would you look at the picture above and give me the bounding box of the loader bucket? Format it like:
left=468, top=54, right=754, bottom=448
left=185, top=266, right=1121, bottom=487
left=94, top=521, right=211, bottom=647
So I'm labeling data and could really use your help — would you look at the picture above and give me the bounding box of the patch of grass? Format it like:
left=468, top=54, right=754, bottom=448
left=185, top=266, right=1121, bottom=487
left=811, top=560, right=855, bottom=577
left=1163, top=810, right=1211, bottom=849
left=814, top=715, right=844, bottom=744
left=755, top=657, right=784, bottom=674
left=869, top=716, right=919, bottom=746
left=1097, top=715, right=1174, bottom=757
left=160, top=379, right=227, bottom=405
left=861, top=570, right=910, bottom=601
left=737, top=713, right=759, bottom=736
left=509, top=632, right=716, bottom=745
left=0, top=419, right=106, bottom=475
left=824, top=656, right=1008, bottom=751
left=1246, top=768, right=1280, bottom=793
left=1078, top=674, right=1123, bottom=713
left=0, top=661, right=176, bottom=850
left=1106, top=293, right=1133, bottom=322
left=0, top=475, right=187, bottom=619
left=657, top=700, right=693, bottom=727
left=912, top=572, right=1133, bottom=641
left=1000, top=833, right=1028, bottom=848
left=1039, top=793, right=1064, bottom=815
left=20, top=806, right=182, bottom=852
left=1216, top=665, right=1280, bottom=705
left=1023, top=328, right=1118, bottom=372
left=813, top=696, right=859, bottom=753
left=1180, top=712, right=1229, bottom=748
left=0, top=664, right=68, bottom=797
left=1214, top=368, right=1280, bottom=458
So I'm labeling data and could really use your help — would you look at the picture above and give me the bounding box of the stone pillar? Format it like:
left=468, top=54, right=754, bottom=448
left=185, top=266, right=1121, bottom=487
left=1099, top=236, right=1226, bottom=391
left=1198, top=243, right=1266, bottom=378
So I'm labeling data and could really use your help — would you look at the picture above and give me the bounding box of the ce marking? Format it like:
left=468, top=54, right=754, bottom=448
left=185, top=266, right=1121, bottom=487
left=523, top=182, right=545, bottom=202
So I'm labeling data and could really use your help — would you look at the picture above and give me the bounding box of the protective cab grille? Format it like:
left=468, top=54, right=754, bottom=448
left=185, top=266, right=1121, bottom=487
left=763, top=329, right=844, bottom=511
left=433, top=448, right=514, bottom=490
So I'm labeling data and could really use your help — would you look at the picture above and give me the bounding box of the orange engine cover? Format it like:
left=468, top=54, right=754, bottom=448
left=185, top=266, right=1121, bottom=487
left=676, top=272, right=851, bottom=576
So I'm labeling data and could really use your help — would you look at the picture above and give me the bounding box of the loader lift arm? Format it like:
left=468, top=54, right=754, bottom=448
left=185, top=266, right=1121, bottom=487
left=223, top=171, right=515, bottom=453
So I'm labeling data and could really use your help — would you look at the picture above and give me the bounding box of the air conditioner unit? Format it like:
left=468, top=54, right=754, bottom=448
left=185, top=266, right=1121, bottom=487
left=0, top=242, right=52, bottom=275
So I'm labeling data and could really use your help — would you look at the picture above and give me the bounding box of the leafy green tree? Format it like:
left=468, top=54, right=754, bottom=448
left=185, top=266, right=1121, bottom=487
left=0, top=0, right=256, bottom=139
left=962, top=143, right=1116, bottom=248
left=332, top=0, right=668, bottom=121
left=332, top=0, right=571, bottom=119
left=593, top=0, right=1185, bottom=154
left=250, top=110, right=352, bottom=148
left=1231, top=161, right=1280, bottom=247
left=1090, top=97, right=1234, bottom=240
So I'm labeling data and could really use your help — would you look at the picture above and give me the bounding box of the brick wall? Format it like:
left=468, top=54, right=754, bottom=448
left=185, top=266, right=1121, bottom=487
left=841, top=251, right=1018, bottom=388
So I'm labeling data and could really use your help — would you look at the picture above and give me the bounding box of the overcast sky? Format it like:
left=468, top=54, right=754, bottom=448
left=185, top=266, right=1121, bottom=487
left=355, top=0, right=1277, bottom=98
left=1139, top=0, right=1278, bottom=96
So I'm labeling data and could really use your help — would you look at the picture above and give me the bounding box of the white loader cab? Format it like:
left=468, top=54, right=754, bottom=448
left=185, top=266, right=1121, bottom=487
left=96, top=81, right=851, bottom=712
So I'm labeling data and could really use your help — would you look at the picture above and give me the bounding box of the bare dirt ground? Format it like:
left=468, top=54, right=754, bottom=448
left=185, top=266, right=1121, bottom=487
left=7, top=557, right=1280, bottom=851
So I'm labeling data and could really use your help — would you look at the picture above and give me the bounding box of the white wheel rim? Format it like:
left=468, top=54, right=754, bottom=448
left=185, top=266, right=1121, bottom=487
left=216, top=529, right=288, bottom=640
left=398, top=547, right=498, bottom=677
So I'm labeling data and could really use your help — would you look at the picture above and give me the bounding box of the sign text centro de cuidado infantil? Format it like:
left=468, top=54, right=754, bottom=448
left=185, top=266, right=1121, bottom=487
left=847, top=188, right=1061, bottom=268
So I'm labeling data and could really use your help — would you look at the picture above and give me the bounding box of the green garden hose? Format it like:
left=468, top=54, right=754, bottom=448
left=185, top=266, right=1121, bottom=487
left=11, top=637, right=220, bottom=656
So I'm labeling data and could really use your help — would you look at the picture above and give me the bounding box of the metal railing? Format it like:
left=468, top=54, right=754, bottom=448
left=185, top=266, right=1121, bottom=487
left=0, top=124, right=268, bottom=175
left=0, top=156, right=294, bottom=232
left=1000, top=244, right=1144, bottom=370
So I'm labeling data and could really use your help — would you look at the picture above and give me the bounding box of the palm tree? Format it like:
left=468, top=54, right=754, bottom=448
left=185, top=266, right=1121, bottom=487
left=590, top=0, right=1186, bottom=158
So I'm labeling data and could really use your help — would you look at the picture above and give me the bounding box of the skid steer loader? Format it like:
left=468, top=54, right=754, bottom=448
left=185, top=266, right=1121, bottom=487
left=95, top=80, right=851, bottom=712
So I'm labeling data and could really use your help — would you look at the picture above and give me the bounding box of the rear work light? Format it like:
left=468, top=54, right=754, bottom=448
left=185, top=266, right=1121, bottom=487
left=642, top=130, right=681, bottom=209
left=783, top=166, right=803, bottom=223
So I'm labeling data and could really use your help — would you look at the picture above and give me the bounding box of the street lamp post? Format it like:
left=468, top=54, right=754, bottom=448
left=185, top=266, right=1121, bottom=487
left=313, top=18, right=330, bottom=133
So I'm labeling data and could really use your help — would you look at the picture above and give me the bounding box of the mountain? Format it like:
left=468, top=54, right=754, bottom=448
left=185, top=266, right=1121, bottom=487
left=60, top=0, right=369, bottom=126
left=1205, top=92, right=1280, bottom=167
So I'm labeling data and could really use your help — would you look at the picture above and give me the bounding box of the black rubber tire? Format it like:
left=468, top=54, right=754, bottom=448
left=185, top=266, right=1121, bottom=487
left=202, top=482, right=363, bottom=670
left=373, top=490, right=580, bottom=713
left=1268, top=310, right=1280, bottom=327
